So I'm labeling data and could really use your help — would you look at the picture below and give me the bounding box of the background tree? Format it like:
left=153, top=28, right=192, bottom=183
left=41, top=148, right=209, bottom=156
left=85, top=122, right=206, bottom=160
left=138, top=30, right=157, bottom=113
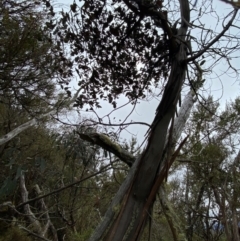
left=165, top=96, right=240, bottom=241
left=0, top=1, right=74, bottom=240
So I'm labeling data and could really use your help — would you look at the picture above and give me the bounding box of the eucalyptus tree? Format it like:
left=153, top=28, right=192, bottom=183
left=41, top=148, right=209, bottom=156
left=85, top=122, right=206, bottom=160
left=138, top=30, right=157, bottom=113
left=48, top=0, right=240, bottom=240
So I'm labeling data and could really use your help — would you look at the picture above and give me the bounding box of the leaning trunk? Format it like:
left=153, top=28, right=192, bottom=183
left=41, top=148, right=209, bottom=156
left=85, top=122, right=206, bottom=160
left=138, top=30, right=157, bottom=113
left=89, top=1, right=190, bottom=240
left=105, top=46, right=187, bottom=241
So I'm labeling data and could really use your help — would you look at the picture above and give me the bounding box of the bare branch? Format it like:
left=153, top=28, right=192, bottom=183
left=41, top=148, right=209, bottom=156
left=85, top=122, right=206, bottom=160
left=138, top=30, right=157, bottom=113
left=0, top=88, right=81, bottom=146
left=186, top=9, right=238, bottom=62
left=17, top=163, right=112, bottom=209
left=19, top=174, right=43, bottom=236
left=19, top=226, right=52, bottom=241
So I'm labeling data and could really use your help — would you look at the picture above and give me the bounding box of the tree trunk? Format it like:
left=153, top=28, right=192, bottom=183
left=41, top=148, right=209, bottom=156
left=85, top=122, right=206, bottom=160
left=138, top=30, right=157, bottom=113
left=212, top=186, right=231, bottom=241
left=232, top=206, right=240, bottom=241
left=159, top=186, right=187, bottom=241
left=232, top=153, right=240, bottom=241
left=85, top=88, right=198, bottom=241
left=104, top=48, right=187, bottom=241
left=89, top=1, right=190, bottom=240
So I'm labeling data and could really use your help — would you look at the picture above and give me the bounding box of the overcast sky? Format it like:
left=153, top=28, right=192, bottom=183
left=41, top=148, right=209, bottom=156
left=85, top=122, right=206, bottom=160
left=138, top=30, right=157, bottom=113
left=55, top=0, right=240, bottom=144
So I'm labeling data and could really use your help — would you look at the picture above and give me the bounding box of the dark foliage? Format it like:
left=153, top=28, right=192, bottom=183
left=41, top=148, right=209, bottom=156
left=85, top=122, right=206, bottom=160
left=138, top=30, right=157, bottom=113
left=52, top=0, right=172, bottom=109
left=0, top=0, right=72, bottom=115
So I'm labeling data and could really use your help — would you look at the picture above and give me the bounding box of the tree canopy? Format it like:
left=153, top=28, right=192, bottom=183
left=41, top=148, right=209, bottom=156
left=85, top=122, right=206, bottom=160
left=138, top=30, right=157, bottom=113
left=1, top=0, right=240, bottom=241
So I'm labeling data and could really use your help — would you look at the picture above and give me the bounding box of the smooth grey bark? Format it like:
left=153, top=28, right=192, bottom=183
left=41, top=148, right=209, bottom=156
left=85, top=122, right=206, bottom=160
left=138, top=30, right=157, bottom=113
left=19, top=175, right=58, bottom=241
left=104, top=48, right=187, bottom=241
left=173, top=90, right=197, bottom=141
left=19, top=175, right=42, bottom=234
left=79, top=132, right=136, bottom=166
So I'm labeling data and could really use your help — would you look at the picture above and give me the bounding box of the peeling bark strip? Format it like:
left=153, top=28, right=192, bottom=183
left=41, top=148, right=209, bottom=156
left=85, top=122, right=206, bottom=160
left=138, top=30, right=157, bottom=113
left=131, top=135, right=189, bottom=240
left=89, top=1, right=191, bottom=240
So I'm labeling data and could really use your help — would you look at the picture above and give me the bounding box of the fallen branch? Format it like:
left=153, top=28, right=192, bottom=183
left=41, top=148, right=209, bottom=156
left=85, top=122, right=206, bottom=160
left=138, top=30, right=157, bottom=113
left=78, top=132, right=135, bottom=166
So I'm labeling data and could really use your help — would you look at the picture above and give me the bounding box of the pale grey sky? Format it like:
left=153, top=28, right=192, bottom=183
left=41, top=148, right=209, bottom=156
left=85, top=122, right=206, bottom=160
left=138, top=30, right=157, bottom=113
left=56, top=0, right=240, bottom=144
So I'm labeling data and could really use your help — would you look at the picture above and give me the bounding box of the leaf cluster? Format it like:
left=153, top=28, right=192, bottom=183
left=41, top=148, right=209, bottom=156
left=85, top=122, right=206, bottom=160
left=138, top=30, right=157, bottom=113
left=53, top=0, right=171, bottom=108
